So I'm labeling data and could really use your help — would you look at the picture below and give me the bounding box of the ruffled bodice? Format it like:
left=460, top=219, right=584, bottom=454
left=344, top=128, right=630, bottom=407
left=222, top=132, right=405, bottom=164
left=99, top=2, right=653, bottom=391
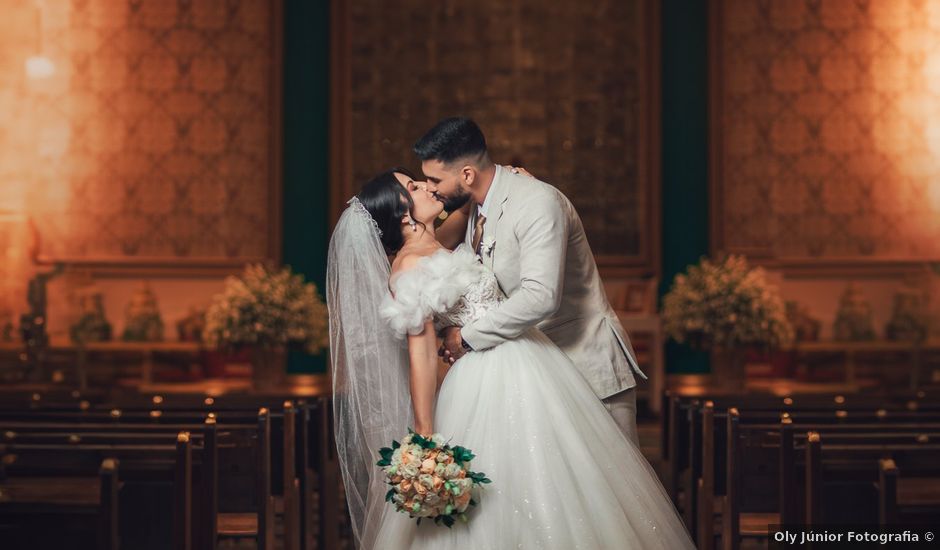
left=380, top=245, right=505, bottom=338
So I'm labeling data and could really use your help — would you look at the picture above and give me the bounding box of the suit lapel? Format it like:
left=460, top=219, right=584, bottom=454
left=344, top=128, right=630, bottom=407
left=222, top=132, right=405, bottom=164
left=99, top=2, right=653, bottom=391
left=482, top=169, right=513, bottom=269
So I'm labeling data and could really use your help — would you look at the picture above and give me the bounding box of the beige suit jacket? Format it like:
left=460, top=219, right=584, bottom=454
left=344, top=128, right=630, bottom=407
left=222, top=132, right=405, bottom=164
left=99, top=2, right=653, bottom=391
left=461, top=169, right=646, bottom=399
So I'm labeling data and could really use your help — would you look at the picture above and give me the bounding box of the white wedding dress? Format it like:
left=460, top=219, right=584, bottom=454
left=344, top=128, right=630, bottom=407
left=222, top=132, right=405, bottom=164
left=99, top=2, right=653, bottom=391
left=373, top=245, right=695, bottom=549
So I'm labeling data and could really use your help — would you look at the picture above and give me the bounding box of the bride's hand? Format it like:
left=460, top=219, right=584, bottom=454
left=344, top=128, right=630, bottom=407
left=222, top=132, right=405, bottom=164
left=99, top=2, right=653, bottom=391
left=414, top=425, right=434, bottom=437
left=504, top=165, right=534, bottom=178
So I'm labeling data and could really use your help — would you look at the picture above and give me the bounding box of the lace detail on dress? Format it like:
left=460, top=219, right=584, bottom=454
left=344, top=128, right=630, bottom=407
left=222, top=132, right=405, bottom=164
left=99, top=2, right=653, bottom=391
left=380, top=245, right=505, bottom=338
left=347, top=196, right=383, bottom=237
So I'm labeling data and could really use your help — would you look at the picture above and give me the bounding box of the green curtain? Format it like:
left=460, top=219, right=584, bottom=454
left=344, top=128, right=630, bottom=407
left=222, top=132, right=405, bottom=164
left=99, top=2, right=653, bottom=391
left=282, top=0, right=330, bottom=374
left=660, top=0, right=710, bottom=373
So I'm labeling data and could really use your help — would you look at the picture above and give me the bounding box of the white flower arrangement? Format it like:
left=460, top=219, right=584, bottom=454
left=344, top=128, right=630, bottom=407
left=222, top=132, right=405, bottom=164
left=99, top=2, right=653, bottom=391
left=662, top=255, right=794, bottom=350
left=204, top=263, right=328, bottom=353
left=377, top=431, right=491, bottom=527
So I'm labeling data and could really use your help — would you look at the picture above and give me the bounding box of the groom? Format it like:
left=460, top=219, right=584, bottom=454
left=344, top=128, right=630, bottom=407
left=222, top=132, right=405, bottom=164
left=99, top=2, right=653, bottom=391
left=416, top=117, right=647, bottom=445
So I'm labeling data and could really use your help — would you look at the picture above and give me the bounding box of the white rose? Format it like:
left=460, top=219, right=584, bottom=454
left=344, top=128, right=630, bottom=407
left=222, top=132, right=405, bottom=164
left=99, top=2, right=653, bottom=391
left=401, top=463, right=419, bottom=478
left=418, top=473, right=435, bottom=490
left=443, top=463, right=461, bottom=479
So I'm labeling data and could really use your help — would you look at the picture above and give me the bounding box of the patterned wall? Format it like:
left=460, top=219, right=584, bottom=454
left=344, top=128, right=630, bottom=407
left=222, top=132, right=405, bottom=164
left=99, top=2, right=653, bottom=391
left=715, top=0, right=940, bottom=264
left=345, top=0, right=656, bottom=268
left=0, top=0, right=278, bottom=263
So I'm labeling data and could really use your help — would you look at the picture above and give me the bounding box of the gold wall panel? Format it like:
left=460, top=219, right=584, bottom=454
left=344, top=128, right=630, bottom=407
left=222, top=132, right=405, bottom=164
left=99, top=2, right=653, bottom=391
left=712, top=0, right=940, bottom=272
left=334, top=0, right=660, bottom=274
left=0, top=0, right=281, bottom=274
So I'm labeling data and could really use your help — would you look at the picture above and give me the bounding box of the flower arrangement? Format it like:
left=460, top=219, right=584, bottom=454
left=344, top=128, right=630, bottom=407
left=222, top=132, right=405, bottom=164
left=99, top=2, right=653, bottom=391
left=662, top=255, right=794, bottom=350
left=205, top=263, right=328, bottom=353
left=377, top=431, right=491, bottom=527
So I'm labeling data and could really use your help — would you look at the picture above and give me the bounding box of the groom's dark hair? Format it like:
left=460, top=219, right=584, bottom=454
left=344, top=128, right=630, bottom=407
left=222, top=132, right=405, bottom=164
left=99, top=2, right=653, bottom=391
left=413, top=117, right=488, bottom=164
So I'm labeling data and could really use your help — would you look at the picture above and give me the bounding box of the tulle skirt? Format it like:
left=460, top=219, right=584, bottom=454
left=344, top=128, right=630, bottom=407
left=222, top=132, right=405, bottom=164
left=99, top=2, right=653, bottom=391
left=371, top=329, right=696, bottom=549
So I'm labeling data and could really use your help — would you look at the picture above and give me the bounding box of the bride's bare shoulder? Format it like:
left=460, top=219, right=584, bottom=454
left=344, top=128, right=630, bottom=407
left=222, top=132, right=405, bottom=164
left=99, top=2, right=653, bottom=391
left=390, top=253, right=422, bottom=276
left=390, top=245, right=445, bottom=277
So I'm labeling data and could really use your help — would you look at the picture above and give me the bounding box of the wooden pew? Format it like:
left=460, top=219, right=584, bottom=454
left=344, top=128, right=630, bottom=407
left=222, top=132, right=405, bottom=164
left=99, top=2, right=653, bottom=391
left=878, top=457, right=940, bottom=525
left=0, top=432, right=193, bottom=550
left=304, top=396, right=341, bottom=550
left=802, top=431, right=940, bottom=526
left=718, top=413, right=940, bottom=550
left=665, top=389, right=940, bottom=480
left=0, top=393, right=338, bottom=550
left=0, top=455, right=118, bottom=550
left=213, top=407, right=274, bottom=550
left=670, top=391, right=940, bottom=534
left=1, top=409, right=272, bottom=550
left=665, top=394, right=696, bottom=505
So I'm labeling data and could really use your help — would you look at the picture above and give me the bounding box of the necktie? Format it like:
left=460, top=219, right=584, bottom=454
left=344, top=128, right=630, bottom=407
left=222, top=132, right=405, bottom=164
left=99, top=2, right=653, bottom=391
left=471, top=213, right=487, bottom=254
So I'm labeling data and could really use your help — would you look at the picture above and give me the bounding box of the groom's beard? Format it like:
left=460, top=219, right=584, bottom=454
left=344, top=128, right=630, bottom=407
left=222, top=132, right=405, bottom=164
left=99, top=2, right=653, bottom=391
left=438, top=188, right=472, bottom=213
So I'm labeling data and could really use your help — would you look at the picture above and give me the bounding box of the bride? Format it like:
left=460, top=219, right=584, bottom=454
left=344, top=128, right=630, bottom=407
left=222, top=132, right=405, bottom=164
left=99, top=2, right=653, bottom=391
left=327, top=168, right=695, bottom=549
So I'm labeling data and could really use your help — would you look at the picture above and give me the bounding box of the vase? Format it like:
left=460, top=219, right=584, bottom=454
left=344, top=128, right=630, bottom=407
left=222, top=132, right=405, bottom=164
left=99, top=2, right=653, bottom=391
left=251, top=346, right=287, bottom=391
left=712, top=347, right=747, bottom=392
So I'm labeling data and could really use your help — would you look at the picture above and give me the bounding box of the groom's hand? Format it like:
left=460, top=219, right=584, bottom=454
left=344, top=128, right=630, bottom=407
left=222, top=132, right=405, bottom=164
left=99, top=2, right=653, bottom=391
left=439, top=326, right=466, bottom=364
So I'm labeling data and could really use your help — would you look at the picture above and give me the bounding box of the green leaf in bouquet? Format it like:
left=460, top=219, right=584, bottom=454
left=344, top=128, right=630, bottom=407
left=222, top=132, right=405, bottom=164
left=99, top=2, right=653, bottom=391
left=436, top=515, right=455, bottom=528
left=376, top=446, right=396, bottom=467
left=451, top=445, right=475, bottom=463
left=411, top=432, right=437, bottom=449
left=468, top=470, right=492, bottom=484
left=385, top=489, right=395, bottom=502
left=392, top=439, right=401, bottom=449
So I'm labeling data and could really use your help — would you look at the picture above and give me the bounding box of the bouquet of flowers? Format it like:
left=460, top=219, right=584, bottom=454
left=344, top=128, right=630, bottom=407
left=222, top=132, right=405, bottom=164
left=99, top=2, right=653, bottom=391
left=662, top=255, right=794, bottom=350
left=377, top=431, right=491, bottom=527
left=205, top=263, right=328, bottom=353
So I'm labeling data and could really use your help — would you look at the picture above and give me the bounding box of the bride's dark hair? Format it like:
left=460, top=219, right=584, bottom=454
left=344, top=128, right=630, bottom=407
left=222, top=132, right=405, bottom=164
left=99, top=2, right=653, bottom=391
left=357, top=167, right=425, bottom=254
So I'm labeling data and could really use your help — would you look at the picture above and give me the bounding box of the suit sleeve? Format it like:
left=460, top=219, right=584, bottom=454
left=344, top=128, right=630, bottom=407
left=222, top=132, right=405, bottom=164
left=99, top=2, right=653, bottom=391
left=460, top=190, right=567, bottom=350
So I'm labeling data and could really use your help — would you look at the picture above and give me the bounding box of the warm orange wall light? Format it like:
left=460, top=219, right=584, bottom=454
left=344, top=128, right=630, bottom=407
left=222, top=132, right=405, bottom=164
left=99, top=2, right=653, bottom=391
left=0, top=0, right=57, bottom=319
left=24, top=1, right=55, bottom=80
left=868, top=1, right=940, bottom=234
left=24, top=56, right=55, bottom=80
